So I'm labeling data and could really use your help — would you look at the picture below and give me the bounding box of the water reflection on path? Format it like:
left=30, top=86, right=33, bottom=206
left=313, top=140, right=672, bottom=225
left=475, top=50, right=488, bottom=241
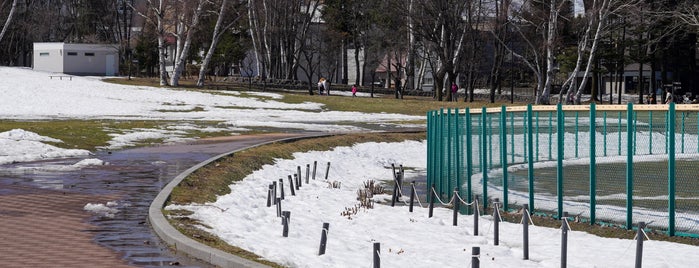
left=0, top=134, right=303, bottom=267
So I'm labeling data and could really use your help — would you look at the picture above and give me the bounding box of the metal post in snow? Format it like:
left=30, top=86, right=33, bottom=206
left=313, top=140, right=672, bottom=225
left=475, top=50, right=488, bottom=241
left=391, top=181, right=398, bottom=207
left=288, top=175, right=295, bottom=196
left=318, top=223, right=330, bottom=255
left=306, top=164, right=310, bottom=182
left=279, top=179, right=284, bottom=200
left=429, top=184, right=435, bottom=218
left=523, top=204, right=530, bottom=260
left=297, top=166, right=302, bottom=185
left=494, top=198, right=500, bottom=246
left=266, top=185, right=272, bottom=207
left=472, top=247, right=480, bottom=268
left=295, top=173, right=301, bottom=188
left=453, top=188, right=459, bottom=226
left=373, top=242, right=380, bottom=268
left=272, top=181, right=277, bottom=205
left=635, top=222, right=646, bottom=268
left=409, top=181, right=416, bottom=212
left=282, top=211, right=290, bottom=237
left=325, top=162, right=331, bottom=180
left=276, top=197, right=281, bottom=217
left=312, top=161, right=317, bottom=180
left=561, top=211, right=569, bottom=268
left=474, top=195, right=479, bottom=236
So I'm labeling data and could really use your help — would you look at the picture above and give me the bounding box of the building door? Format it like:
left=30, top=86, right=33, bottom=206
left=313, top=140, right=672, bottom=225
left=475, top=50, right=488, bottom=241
left=106, top=54, right=116, bottom=76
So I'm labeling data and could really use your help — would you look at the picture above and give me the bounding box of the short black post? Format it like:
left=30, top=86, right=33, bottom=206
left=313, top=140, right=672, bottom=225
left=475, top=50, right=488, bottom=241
left=409, top=181, right=416, bottom=212
left=306, top=164, right=310, bottom=182
left=429, top=184, right=435, bottom=218
left=297, top=166, right=302, bottom=185
left=493, top=198, right=500, bottom=246
left=312, top=161, right=317, bottom=180
left=373, top=242, right=380, bottom=268
left=474, top=195, right=479, bottom=236
left=635, top=222, right=646, bottom=268
left=279, top=179, right=285, bottom=200
left=561, top=211, right=569, bottom=268
left=452, top=188, right=459, bottom=226
left=295, top=174, right=301, bottom=188
left=272, top=181, right=277, bottom=204
left=276, top=197, right=282, bottom=217
left=398, top=165, right=404, bottom=197
left=266, top=185, right=272, bottom=207
left=523, top=204, right=530, bottom=260
left=472, top=247, right=480, bottom=268
left=324, top=162, right=331, bottom=180
left=318, top=223, right=330, bottom=255
left=287, top=175, right=296, bottom=196
left=282, top=211, right=290, bottom=237
left=391, top=182, right=398, bottom=207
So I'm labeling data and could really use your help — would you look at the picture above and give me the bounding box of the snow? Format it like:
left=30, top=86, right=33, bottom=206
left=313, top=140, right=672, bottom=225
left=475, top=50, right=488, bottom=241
left=2, top=67, right=697, bottom=267
left=169, top=140, right=699, bottom=268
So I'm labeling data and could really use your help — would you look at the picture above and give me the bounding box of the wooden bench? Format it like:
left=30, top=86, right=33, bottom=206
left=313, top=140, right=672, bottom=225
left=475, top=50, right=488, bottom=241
left=49, top=75, right=73, bottom=81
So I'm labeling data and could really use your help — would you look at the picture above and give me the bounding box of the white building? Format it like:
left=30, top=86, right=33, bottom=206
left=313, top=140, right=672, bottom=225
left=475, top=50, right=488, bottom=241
left=33, top=43, right=119, bottom=76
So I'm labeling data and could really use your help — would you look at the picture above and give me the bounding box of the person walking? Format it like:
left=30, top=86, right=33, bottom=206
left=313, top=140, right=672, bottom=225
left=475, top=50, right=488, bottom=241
left=351, top=84, right=357, bottom=97
left=318, top=78, right=325, bottom=95
left=451, top=82, right=458, bottom=102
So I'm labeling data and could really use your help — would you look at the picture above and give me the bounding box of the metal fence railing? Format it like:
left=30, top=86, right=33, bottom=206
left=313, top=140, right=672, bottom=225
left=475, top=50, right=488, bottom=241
left=426, top=103, right=699, bottom=237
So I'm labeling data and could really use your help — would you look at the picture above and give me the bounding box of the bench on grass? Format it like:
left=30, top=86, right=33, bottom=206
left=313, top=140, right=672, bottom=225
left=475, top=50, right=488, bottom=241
left=49, top=75, right=73, bottom=81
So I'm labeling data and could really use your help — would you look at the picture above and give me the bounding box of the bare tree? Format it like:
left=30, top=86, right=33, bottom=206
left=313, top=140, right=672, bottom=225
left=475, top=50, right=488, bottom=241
left=169, top=0, right=209, bottom=86
left=132, top=0, right=172, bottom=86
left=196, top=0, right=244, bottom=86
left=0, top=0, right=19, bottom=43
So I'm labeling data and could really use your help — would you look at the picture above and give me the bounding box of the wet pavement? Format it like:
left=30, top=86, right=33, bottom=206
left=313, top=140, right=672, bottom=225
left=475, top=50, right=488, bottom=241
left=0, top=133, right=304, bottom=267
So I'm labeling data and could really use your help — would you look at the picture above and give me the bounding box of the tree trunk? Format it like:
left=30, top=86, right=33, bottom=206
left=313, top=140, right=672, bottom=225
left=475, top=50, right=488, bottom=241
left=197, top=0, right=232, bottom=87
left=0, top=0, right=19, bottom=43
left=171, top=0, right=206, bottom=87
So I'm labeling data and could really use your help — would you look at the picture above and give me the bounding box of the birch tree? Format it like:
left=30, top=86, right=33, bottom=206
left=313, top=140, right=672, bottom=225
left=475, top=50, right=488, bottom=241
left=196, top=0, right=244, bottom=86
left=0, top=0, right=19, bottom=43
left=169, top=0, right=209, bottom=86
left=133, top=0, right=171, bottom=86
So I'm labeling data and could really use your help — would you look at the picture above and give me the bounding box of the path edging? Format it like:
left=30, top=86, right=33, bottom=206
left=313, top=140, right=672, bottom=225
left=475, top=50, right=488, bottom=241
left=148, top=134, right=327, bottom=268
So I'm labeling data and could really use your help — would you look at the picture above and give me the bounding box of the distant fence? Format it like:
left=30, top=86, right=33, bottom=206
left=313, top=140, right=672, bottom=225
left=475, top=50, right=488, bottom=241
left=426, top=103, right=699, bottom=237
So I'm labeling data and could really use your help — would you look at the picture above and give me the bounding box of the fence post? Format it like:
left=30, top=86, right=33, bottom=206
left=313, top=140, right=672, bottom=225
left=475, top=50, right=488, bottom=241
left=472, top=247, right=480, bottom=268
left=272, top=181, right=277, bottom=204
left=453, top=188, right=459, bottom=226
left=668, top=103, right=676, bottom=236
left=267, top=185, right=272, bottom=207
left=626, top=103, right=634, bottom=230
left=447, top=108, right=453, bottom=195
left=312, top=161, right=317, bottom=180
left=500, top=106, right=509, bottom=211
left=325, top=162, right=331, bottom=180
left=276, top=198, right=282, bottom=217
left=318, top=223, right=329, bottom=255
left=556, top=103, right=564, bottom=219
left=373, top=242, right=380, bottom=268
left=523, top=204, right=530, bottom=260
left=466, top=108, right=473, bottom=215
left=409, top=181, right=415, bottom=212
left=561, top=212, right=569, bottom=268
left=493, top=198, right=500, bottom=246
left=635, top=222, right=646, bottom=268
left=481, top=107, right=489, bottom=211
left=589, top=103, right=596, bottom=225
left=527, top=104, right=535, bottom=212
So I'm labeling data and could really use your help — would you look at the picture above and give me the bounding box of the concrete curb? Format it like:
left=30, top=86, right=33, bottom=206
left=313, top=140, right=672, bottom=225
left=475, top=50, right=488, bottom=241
left=148, top=134, right=327, bottom=268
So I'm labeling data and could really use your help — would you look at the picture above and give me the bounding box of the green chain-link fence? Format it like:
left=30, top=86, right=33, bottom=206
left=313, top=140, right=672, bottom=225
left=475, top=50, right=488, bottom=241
left=426, top=103, right=699, bottom=237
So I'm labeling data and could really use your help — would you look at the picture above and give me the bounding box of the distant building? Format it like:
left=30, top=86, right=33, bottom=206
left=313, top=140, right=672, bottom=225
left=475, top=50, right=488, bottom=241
left=33, top=43, right=120, bottom=76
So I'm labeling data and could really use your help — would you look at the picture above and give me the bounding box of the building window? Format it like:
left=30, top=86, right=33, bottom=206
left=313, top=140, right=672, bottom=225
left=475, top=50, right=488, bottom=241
left=67, top=52, right=77, bottom=56
left=85, top=52, right=95, bottom=56
left=39, top=52, right=49, bottom=56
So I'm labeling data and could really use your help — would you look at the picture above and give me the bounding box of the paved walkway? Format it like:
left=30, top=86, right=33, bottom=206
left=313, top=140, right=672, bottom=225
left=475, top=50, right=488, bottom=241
left=0, top=184, right=133, bottom=268
left=0, top=133, right=307, bottom=268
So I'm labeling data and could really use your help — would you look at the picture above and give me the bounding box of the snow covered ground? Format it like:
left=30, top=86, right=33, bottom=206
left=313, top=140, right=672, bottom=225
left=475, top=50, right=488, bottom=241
left=2, top=67, right=697, bottom=267
left=170, top=140, right=698, bottom=268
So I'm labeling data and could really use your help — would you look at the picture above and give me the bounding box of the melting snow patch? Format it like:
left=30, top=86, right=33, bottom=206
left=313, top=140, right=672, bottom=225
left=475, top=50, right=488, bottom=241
left=84, top=202, right=119, bottom=218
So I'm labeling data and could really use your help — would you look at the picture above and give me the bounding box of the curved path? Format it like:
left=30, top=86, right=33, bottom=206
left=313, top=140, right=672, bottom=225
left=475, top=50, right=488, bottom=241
left=0, top=133, right=311, bottom=267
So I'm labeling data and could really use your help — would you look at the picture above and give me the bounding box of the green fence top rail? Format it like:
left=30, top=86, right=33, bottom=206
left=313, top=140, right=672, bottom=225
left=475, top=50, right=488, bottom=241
left=430, top=104, right=699, bottom=114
